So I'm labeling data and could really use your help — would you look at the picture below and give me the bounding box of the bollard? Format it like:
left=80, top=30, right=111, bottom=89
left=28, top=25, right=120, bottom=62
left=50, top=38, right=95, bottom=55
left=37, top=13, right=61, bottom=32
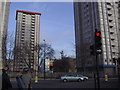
left=105, top=75, right=108, bottom=81
left=35, top=76, right=38, bottom=83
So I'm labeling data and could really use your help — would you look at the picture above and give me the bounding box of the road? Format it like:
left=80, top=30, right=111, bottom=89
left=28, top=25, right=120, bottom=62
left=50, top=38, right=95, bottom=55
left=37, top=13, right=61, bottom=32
left=11, top=78, right=120, bottom=89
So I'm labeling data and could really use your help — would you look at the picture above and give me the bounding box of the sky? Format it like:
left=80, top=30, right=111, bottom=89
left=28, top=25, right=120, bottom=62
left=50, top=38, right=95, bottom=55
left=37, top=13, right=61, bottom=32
left=8, top=2, right=75, bottom=59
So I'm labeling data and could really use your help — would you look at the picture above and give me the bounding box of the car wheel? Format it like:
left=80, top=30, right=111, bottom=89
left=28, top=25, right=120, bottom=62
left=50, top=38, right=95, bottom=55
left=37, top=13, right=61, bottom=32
left=63, top=79, right=67, bottom=82
left=83, top=78, right=87, bottom=81
left=77, top=79, right=82, bottom=82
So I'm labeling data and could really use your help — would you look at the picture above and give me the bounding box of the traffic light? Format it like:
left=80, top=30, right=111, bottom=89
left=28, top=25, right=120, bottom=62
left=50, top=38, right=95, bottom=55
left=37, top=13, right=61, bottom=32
left=113, top=58, right=116, bottom=63
left=95, top=29, right=102, bottom=54
left=90, top=44, right=95, bottom=55
left=4, top=65, right=9, bottom=70
left=50, top=64, right=53, bottom=71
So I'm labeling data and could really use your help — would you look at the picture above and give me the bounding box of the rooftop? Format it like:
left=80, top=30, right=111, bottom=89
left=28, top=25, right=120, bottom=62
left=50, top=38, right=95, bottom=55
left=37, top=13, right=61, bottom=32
left=16, top=10, right=41, bottom=15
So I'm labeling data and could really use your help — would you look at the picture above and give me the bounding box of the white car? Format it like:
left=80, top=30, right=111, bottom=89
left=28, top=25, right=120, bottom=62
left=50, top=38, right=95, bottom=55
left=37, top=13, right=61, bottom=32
left=60, top=74, right=88, bottom=82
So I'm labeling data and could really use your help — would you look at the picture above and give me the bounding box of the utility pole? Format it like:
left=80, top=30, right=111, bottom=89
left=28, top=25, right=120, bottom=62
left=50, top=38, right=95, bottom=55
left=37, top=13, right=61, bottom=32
left=35, top=44, right=39, bottom=83
left=43, top=39, right=46, bottom=80
left=95, top=53, right=100, bottom=90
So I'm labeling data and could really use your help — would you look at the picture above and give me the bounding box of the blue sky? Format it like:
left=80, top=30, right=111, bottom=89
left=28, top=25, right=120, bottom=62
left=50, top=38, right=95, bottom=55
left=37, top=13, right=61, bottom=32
left=8, top=2, right=75, bottom=59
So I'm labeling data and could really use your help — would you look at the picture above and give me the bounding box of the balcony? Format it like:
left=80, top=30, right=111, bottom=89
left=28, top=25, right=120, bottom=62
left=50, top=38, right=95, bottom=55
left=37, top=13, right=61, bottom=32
left=22, top=21, right=25, bottom=24
left=31, top=33, right=34, bottom=36
left=107, top=6, right=112, bottom=11
left=31, top=25, right=35, bottom=28
left=31, top=20, right=35, bottom=23
left=31, top=18, right=35, bottom=20
left=22, top=17, right=25, bottom=19
left=22, top=25, right=25, bottom=28
left=31, top=39, right=34, bottom=42
left=31, top=15, right=35, bottom=17
left=31, top=36, right=35, bottom=39
left=107, top=11, right=113, bottom=14
left=31, top=23, right=35, bottom=25
left=31, top=31, right=34, bottom=34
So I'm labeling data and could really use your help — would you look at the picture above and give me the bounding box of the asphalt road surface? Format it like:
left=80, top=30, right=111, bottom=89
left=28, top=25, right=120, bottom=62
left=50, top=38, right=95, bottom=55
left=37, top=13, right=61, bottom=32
left=10, top=78, right=120, bottom=89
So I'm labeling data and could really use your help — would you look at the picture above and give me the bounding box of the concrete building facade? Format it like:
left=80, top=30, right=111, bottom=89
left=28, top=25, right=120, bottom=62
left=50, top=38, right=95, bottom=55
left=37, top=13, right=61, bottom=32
left=74, top=2, right=119, bottom=77
left=0, top=1, right=10, bottom=89
left=0, top=0, right=10, bottom=68
left=14, top=10, right=41, bottom=71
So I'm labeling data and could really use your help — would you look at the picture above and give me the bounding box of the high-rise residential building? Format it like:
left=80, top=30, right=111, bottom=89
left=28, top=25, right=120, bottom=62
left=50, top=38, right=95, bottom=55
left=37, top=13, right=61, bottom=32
left=0, top=0, right=10, bottom=68
left=14, top=10, right=41, bottom=71
left=74, top=2, right=119, bottom=77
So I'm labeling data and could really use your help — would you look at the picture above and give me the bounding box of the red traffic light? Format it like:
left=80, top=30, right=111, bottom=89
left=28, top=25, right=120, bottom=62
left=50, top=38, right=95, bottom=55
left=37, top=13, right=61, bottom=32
left=96, top=32, right=101, bottom=36
left=49, top=64, right=53, bottom=66
left=4, top=67, right=9, bottom=70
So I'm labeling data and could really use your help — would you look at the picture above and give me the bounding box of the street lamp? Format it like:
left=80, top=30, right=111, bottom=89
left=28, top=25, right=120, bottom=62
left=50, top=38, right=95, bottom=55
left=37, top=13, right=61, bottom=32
left=35, top=44, right=39, bottom=83
left=43, top=39, right=46, bottom=80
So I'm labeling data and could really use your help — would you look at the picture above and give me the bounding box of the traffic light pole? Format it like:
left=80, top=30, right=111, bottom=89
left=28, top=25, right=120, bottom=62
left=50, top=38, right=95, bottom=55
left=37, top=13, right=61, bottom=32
left=94, top=29, right=101, bottom=90
left=95, top=53, right=100, bottom=90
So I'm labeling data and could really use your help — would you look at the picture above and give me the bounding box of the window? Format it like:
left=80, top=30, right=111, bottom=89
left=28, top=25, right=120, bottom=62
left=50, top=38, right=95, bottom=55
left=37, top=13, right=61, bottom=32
left=111, top=38, right=114, bottom=41
left=22, top=25, right=25, bottom=28
left=105, top=59, right=107, bottom=62
left=108, top=14, right=112, bottom=16
left=31, top=15, right=35, bottom=17
left=110, top=32, right=114, bottom=34
left=22, top=19, right=25, bottom=21
left=22, top=17, right=25, bottom=19
left=112, top=45, right=115, bottom=47
left=109, top=20, right=113, bottom=22
left=21, top=28, right=25, bottom=30
left=112, top=52, right=115, bottom=54
left=107, top=8, right=111, bottom=10
left=109, top=26, right=113, bottom=28
left=107, top=2, right=111, bottom=5
left=21, top=36, right=24, bottom=39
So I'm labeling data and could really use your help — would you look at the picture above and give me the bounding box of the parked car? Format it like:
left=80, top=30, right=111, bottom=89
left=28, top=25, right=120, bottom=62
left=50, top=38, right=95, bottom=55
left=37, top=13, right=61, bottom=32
left=60, top=74, right=88, bottom=82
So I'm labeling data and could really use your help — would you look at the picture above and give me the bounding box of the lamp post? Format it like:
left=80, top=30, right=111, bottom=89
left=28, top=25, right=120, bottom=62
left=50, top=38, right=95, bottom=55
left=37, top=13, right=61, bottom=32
left=35, top=44, right=39, bottom=83
left=35, top=64, right=38, bottom=83
left=43, top=39, right=46, bottom=80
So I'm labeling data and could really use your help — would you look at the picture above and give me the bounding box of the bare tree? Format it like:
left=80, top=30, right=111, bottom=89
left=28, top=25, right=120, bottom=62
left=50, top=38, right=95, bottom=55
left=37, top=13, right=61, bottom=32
left=41, top=43, right=55, bottom=58
left=21, top=42, right=32, bottom=69
left=13, top=41, right=34, bottom=71
left=2, top=34, right=7, bottom=66
left=6, top=32, right=14, bottom=69
left=39, top=43, right=55, bottom=66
